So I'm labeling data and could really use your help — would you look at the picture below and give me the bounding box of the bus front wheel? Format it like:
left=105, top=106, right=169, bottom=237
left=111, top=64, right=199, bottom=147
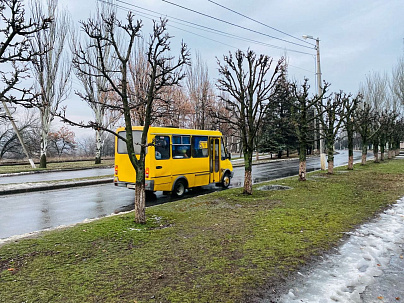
left=172, top=180, right=187, bottom=198
left=221, top=173, right=231, bottom=189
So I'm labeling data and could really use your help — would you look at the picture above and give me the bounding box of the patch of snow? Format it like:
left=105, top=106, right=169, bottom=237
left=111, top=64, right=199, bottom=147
left=281, top=197, right=404, bottom=303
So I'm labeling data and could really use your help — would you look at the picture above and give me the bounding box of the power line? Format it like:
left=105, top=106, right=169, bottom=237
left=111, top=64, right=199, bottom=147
left=207, top=0, right=314, bottom=47
left=100, top=0, right=238, bottom=49
left=161, top=0, right=315, bottom=50
left=112, top=0, right=313, bottom=56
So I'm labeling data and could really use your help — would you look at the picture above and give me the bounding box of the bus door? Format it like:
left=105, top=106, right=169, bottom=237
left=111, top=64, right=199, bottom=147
left=153, top=135, right=172, bottom=190
left=210, top=137, right=220, bottom=183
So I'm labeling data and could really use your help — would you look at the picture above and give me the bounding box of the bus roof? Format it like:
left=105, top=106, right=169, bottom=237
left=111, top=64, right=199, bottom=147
left=115, top=126, right=223, bottom=137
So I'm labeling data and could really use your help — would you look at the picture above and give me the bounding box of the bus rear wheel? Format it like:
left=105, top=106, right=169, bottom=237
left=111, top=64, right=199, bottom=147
left=172, top=179, right=187, bottom=198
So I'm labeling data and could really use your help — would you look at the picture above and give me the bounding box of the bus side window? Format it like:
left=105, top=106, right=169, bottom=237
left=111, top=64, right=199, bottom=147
left=155, top=136, right=170, bottom=160
left=117, top=130, right=143, bottom=154
left=172, top=135, right=191, bottom=158
left=192, top=136, right=208, bottom=158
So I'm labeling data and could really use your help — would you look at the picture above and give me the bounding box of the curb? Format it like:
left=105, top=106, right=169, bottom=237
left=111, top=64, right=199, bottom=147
left=0, top=178, right=112, bottom=196
left=231, top=155, right=311, bottom=168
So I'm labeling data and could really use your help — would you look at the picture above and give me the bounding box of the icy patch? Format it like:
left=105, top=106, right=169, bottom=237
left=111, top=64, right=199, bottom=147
left=258, top=185, right=292, bottom=191
left=281, top=197, right=404, bottom=303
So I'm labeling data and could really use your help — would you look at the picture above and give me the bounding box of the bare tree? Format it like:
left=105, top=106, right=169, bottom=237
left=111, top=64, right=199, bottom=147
left=0, top=0, right=50, bottom=165
left=30, top=0, right=71, bottom=168
left=392, top=56, right=404, bottom=106
left=316, top=91, right=345, bottom=174
left=354, top=102, right=379, bottom=165
left=383, top=110, right=400, bottom=159
left=215, top=49, right=285, bottom=194
left=341, top=93, right=362, bottom=169
left=392, top=117, right=404, bottom=154
left=60, top=15, right=189, bottom=223
left=73, top=2, right=119, bottom=164
left=47, top=125, right=76, bottom=158
left=0, top=110, right=39, bottom=159
left=290, top=79, right=328, bottom=181
left=0, top=0, right=51, bottom=105
left=360, top=71, right=389, bottom=113
left=186, top=51, right=215, bottom=130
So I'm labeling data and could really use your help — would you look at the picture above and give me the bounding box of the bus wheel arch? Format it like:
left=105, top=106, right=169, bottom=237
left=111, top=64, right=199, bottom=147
left=172, top=177, right=188, bottom=197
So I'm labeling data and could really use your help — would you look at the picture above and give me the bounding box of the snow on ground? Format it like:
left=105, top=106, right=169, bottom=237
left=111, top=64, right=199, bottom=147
left=281, top=197, right=404, bottom=303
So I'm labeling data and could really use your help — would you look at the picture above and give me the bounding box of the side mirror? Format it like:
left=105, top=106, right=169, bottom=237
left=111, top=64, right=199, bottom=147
left=227, top=152, right=232, bottom=160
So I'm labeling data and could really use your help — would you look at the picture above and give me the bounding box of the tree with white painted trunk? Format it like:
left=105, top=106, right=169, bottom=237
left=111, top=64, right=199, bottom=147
left=290, top=79, right=328, bottom=181
left=353, top=103, right=379, bottom=165
left=315, top=91, right=346, bottom=174
left=72, top=2, right=119, bottom=165
left=341, top=93, right=362, bottom=170
left=61, top=15, right=189, bottom=224
left=216, top=49, right=285, bottom=194
left=30, top=0, right=71, bottom=168
left=0, top=0, right=51, bottom=167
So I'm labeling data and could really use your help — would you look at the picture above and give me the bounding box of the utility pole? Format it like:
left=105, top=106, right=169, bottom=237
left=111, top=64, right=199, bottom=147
left=303, top=35, right=326, bottom=170
left=315, top=38, right=326, bottom=170
left=1, top=100, right=36, bottom=168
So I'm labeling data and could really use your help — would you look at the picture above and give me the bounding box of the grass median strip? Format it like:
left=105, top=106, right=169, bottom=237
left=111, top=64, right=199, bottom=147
left=1, top=159, right=404, bottom=302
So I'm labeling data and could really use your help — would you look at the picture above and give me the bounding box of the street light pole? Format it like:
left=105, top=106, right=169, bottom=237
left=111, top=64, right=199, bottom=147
left=315, top=38, right=326, bottom=170
left=303, top=35, right=326, bottom=170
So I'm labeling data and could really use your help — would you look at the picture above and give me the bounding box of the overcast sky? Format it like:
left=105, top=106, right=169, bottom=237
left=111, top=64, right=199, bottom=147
left=60, top=0, right=403, bottom=135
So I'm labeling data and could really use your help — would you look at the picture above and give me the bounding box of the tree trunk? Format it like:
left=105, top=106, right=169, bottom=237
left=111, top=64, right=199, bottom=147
left=40, top=154, right=47, bottom=168
left=134, top=181, right=146, bottom=224
left=299, top=144, right=307, bottom=181
left=348, top=155, right=354, bottom=170
left=327, top=141, right=334, bottom=174
left=373, top=140, right=380, bottom=163
left=243, top=170, right=253, bottom=195
left=242, top=147, right=253, bottom=194
left=328, top=161, right=334, bottom=174
left=299, top=160, right=306, bottom=181
left=373, top=151, right=379, bottom=163
left=95, top=129, right=102, bottom=164
left=361, top=145, right=367, bottom=165
left=380, top=145, right=385, bottom=161
left=347, top=130, right=354, bottom=170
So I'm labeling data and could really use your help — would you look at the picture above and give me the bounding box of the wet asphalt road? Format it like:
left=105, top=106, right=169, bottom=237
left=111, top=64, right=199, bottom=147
left=0, top=150, right=368, bottom=240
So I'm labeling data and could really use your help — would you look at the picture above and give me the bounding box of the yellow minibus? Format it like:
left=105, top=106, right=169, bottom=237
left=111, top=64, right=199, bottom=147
left=114, top=126, right=233, bottom=197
